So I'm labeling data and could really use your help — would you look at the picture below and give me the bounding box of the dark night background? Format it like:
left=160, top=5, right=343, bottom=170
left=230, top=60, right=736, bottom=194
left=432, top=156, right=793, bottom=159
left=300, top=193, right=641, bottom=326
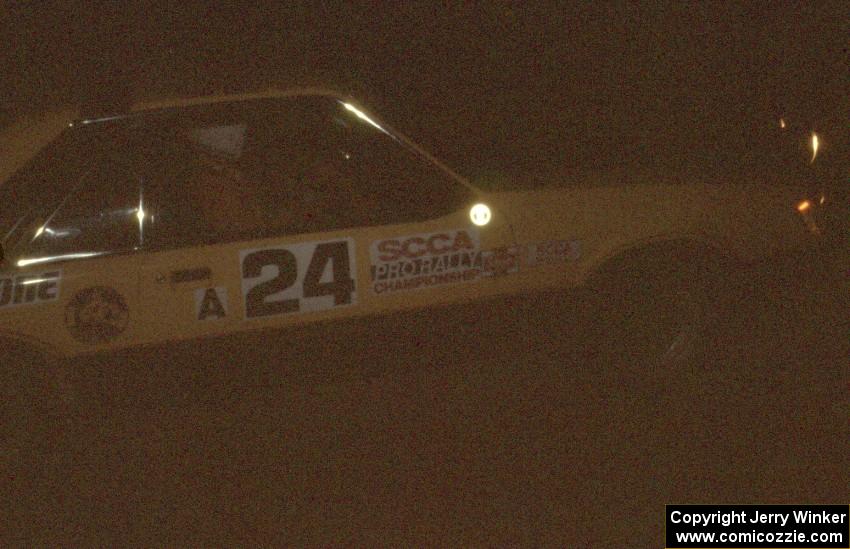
left=2, top=2, right=848, bottom=184
left=1, top=2, right=848, bottom=546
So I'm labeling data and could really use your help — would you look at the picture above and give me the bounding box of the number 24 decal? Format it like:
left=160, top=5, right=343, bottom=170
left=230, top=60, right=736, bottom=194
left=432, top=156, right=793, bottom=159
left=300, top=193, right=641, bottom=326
left=240, top=239, right=356, bottom=319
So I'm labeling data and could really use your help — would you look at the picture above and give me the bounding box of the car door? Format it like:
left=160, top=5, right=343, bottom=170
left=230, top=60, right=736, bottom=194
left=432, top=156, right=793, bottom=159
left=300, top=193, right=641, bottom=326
left=131, top=95, right=518, bottom=359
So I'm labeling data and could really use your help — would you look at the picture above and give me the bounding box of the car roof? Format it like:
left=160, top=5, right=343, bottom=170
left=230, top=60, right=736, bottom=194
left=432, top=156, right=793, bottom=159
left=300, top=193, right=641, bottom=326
left=1, top=88, right=476, bottom=193
left=0, top=89, right=351, bottom=186
left=126, top=87, right=349, bottom=115
left=77, top=87, right=353, bottom=125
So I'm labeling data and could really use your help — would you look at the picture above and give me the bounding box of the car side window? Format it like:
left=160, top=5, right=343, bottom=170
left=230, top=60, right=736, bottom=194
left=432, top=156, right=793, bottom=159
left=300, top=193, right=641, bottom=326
left=243, top=100, right=473, bottom=231
left=141, top=97, right=473, bottom=250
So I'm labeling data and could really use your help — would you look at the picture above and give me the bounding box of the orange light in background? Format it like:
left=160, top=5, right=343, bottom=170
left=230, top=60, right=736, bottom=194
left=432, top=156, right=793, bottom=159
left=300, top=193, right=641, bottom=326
left=810, top=132, right=819, bottom=163
left=779, top=118, right=786, bottom=129
left=797, top=200, right=812, bottom=213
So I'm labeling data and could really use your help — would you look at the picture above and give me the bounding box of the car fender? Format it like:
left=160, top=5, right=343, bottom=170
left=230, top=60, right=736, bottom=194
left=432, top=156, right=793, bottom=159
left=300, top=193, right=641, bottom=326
left=580, top=235, right=734, bottom=292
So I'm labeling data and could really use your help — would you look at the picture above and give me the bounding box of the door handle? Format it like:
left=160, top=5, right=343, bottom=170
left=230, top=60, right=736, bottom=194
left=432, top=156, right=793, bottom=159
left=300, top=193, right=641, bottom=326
left=169, top=267, right=212, bottom=283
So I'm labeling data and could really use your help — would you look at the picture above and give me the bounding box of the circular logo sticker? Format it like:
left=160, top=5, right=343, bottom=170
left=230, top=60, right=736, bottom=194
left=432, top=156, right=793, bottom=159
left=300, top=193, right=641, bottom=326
left=65, top=286, right=129, bottom=345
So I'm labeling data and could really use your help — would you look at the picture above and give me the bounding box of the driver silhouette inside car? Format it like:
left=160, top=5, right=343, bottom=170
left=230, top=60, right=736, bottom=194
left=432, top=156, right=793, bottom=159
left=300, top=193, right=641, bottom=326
left=182, top=123, right=387, bottom=239
left=189, top=151, right=267, bottom=236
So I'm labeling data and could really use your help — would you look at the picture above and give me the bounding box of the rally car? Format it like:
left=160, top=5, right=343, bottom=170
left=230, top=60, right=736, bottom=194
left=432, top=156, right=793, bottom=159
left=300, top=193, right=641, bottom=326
left=0, top=89, right=830, bottom=419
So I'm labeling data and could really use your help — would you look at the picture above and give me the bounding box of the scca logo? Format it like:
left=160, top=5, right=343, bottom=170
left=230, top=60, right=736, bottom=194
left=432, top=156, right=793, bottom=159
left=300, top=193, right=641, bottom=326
left=0, top=271, right=61, bottom=308
left=376, top=230, right=476, bottom=262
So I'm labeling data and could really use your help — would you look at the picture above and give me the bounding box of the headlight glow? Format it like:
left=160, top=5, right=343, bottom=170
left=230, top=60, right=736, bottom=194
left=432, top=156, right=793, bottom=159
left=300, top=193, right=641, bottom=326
left=470, top=203, right=492, bottom=226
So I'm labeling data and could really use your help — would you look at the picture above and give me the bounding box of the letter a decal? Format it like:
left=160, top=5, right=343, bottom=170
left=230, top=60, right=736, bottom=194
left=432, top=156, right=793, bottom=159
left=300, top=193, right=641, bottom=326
left=195, top=287, right=228, bottom=321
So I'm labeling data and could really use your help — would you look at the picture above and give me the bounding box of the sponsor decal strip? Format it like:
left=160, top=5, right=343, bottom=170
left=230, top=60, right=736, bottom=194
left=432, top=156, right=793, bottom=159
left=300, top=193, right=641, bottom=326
left=528, top=239, right=581, bottom=266
left=369, top=231, right=583, bottom=295
left=370, top=229, right=483, bottom=295
left=0, top=270, right=62, bottom=309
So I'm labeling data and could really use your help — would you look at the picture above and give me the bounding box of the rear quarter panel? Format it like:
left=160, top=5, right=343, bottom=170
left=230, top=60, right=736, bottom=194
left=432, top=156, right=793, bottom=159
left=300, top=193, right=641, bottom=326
left=492, top=182, right=814, bottom=290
